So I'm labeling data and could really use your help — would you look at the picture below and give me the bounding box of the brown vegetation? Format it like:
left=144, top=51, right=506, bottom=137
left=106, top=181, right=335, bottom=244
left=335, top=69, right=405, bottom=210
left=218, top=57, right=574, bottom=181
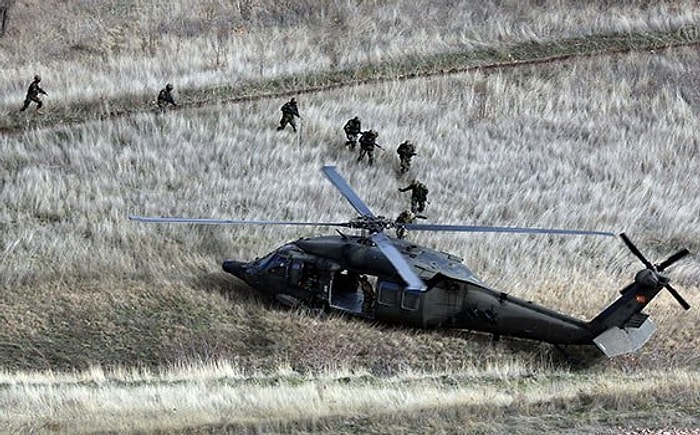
left=1, top=1, right=700, bottom=433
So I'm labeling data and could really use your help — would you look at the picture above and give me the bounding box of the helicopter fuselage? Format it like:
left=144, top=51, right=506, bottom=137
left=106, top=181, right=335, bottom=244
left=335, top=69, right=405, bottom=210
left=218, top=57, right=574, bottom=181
left=223, top=234, right=594, bottom=346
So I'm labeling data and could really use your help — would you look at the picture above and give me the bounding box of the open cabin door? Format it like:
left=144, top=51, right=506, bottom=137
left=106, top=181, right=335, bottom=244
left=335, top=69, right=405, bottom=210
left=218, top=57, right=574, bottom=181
left=328, top=270, right=377, bottom=317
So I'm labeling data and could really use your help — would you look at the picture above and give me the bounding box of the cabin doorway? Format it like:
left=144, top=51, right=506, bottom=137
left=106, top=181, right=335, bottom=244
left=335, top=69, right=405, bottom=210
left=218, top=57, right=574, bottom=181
left=328, top=270, right=377, bottom=317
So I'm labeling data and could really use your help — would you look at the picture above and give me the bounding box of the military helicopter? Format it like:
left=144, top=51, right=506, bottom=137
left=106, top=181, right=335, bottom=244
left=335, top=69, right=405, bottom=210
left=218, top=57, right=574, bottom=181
left=130, top=166, right=691, bottom=358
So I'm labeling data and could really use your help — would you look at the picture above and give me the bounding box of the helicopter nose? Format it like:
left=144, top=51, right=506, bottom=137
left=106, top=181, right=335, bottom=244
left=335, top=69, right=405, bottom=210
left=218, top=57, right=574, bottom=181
left=222, top=260, right=248, bottom=280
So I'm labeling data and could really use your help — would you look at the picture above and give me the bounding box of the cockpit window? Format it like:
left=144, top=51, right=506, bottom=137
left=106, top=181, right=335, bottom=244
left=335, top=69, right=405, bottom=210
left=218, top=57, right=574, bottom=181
left=253, top=253, right=287, bottom=275
left=253, top=252, right=277, bottom=270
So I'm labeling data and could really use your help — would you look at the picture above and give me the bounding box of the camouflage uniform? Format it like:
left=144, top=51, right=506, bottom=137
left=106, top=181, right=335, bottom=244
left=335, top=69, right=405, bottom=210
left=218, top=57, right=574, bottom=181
left=396, top=140, right=417, bottom=173
left=398, top=180, right=429, bottom=213
left=19, top=75, right=47, bottom=112
left=395, top=210, right=416, bottom=240
left=157, top=83, right=177, bottom=112
left=357, top=130, right=380, bottom=166
left=277, top=98, right=300, bottom=132
left=359, top=275, right=375, bottom=313
left=395, top=209, right=427, bottom=239
left=343, top=116, right=362, bottom=149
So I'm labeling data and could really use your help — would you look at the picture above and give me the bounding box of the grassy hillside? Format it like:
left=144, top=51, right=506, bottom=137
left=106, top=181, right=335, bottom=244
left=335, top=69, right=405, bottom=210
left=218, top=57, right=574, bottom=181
left=1, top=0, right=700, bottom=433
left=1, top=1, right=699, bottom=133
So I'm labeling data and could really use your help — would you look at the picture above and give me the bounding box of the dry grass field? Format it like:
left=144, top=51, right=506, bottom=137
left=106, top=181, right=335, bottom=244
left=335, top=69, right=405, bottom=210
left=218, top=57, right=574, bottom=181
left=2, top=1, right=700, bottom=433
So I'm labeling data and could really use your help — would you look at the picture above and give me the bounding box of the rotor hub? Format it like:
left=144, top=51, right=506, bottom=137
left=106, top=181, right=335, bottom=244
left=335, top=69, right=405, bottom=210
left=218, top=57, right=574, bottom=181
left=634, top=269, right=666, bottom=289
left=348, top=215, right=395, bottom=234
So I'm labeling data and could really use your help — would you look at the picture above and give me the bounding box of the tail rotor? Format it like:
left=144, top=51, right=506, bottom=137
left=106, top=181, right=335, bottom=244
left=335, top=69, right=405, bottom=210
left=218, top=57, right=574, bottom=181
left=620, top=233, right=691, bottom=310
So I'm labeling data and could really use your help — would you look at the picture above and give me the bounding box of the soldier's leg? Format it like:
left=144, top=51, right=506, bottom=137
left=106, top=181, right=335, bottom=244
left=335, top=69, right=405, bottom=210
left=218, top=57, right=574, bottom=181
left=368, top=151, right=374, bottom=166
left=357, top=149, right=365, bottom=162
left=35, top=98, right=43, bottom=111
left=19, top=98, right=30, bottom=111
left=290, top=118, right=297, bottom=132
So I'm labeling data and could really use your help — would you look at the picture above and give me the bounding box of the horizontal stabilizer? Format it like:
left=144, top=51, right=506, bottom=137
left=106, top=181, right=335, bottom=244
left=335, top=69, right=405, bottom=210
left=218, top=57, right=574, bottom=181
left=593, top=317, right=656, bottom=358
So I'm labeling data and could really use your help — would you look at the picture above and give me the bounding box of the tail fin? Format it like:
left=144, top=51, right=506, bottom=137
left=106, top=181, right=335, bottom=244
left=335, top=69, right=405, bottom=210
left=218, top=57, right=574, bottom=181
left=589, top=279, right=660, bottom=357
left=588, top=234, right=690, bottom=357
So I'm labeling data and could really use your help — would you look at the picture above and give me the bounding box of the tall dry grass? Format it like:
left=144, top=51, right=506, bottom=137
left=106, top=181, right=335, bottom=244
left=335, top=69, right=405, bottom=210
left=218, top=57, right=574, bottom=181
left=1, top=362, right=699, bottom=433
left=1, top=1, right=699, bottom=108
left=2, top=46, right=699, bottom=374
left=1, top=1, right=700, bottom=432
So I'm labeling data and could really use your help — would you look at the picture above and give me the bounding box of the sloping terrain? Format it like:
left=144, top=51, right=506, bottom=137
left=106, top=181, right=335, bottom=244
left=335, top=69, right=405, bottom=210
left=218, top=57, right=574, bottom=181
left=1, top=1, right=700, bottom=433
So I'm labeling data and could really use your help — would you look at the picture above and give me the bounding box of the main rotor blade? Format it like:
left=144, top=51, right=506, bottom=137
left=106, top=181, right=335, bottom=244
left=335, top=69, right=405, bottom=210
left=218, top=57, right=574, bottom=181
left=665, top=283, right=691, bottom=310
left=656, top=249, right=691, bottom=272
left=129, top=215, right=351, bottom=228
left=404, top=223, right=615, bottom=237
left=371, top=232, right=426, bottom=292
left=620, top=233, right=654, bottom=269
left=321, top=166, right=376, bottom=217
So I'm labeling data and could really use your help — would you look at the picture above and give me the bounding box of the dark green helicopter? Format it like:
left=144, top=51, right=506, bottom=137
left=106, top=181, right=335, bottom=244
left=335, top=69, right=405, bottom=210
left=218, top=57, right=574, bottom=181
left=130, top=166, right=691, bottom=358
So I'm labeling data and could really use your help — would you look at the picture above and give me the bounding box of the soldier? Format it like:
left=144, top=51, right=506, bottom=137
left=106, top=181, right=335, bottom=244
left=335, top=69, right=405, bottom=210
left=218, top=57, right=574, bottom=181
left=357, top=130, right=381, bottom=166
left=277, top=97, right=300, bottom=132
left=396, top=140, right=417, bottom=173
left=157, top=83, right=177, bottom=112
left=343, top=116, right=362, bottom=149
left=359, top=275, right=375, bottom=313
left=19, top=74, right=47, bottom=113
left=398, top=179, right=429, bottom=213
left=394, top=209, right=426, bottom=240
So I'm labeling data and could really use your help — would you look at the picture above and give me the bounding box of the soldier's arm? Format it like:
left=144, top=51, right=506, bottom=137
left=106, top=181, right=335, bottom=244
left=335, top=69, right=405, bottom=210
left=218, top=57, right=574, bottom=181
left=38, top=86, right=47, bottom=95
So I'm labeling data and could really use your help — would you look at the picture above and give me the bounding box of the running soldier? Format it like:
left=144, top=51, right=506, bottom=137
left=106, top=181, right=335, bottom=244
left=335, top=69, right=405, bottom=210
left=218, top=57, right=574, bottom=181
left=398, top=179, right=429, bottom=213
left=157, top=83, right=177, bottom=112
left=277, top=97, right=300, bottom=132
left=343, top=116, right=362, bottom=149
left=394, top=209, right=426, bottom=240
left=19, top=75, right=47, bottom=113
left=357, top=130, right=381, bottom=166
left=396, top=140, right=417, bottom=173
